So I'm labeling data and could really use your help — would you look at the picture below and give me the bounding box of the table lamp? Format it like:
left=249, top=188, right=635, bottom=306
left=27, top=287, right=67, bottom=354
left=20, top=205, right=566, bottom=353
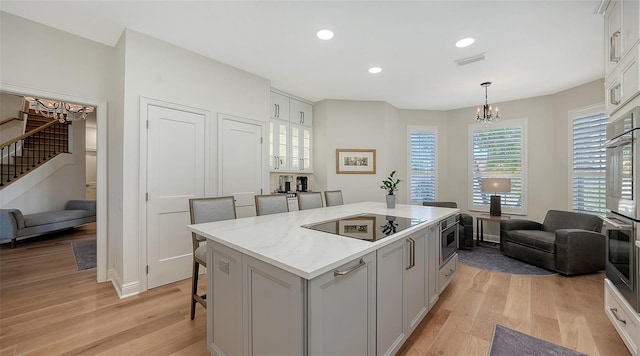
left=481, top=178, right=511, bottom=216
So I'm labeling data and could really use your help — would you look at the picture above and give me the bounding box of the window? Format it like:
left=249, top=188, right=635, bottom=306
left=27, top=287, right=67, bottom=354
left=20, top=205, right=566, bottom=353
left=469, top=119, right=527, bottom=215
left=407, top=126, right=437, bottom=204
left=570, top=107, right=608, bottom=214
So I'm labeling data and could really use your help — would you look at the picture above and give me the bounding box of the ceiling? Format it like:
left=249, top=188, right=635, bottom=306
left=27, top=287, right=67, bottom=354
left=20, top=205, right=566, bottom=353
left=0, top=1, right=604, bottom=110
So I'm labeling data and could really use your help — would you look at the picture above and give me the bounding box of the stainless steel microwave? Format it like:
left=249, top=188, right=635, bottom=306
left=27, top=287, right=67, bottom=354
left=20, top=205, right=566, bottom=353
left=605, top=106, right=640, bottom=220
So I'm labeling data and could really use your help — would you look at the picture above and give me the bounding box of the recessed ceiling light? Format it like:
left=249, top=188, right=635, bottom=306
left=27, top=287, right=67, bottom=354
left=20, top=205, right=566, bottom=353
left=317, top=29, right=334, bottom=40
left=455, top=37, right=475, bottom=48
left=368, top=67, right=382, bottom=74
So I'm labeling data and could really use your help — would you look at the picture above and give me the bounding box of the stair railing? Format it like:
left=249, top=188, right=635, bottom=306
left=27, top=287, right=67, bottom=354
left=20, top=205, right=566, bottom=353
left=0, top=118, right=70, bottom=187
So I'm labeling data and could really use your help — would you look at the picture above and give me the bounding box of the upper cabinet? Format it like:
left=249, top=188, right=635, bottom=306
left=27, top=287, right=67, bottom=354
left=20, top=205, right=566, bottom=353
left=270, top=92, right=290, bottom=121
left=289, top=98, right=313, bottom=127
left=604, top=0, right=640, bottom=116
left=269, top=91, right=313, bottom=172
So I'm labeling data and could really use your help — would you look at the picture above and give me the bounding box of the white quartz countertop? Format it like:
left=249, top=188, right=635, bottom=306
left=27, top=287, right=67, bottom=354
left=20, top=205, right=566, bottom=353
left=187, top=201, right=458, bottom=279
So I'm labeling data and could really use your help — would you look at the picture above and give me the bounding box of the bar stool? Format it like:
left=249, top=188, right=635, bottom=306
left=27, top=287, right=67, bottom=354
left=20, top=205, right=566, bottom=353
left=188, top=196, right=237, bottom=319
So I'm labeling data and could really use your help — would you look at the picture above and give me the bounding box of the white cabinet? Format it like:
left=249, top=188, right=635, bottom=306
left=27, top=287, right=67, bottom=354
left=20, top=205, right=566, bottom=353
left=439, top=253, right=458, bottom=293
left=405, top=229, right=428, bottom=332
left=604, top=0, right=640, bottom=115
left=377, top=238, right=408, bottom=355
left=308, top=252, right=377, bottom=356
left=269, top=119, right=289, bottom=171
left=377, top=228, right=429, bottom=356
left=269, top=91, right=313, bottom=172
left=290, top=123, right=313, bottom=172
left=427, top=224, right=439, bottom=309
left=605, top=0, right=623, bottom=77
left=287, top=197, right=298, bottom=211
left=207, top=241, right=305, bottom=355
left=606, top=44, right=640, bottom=115
left=604, top=278, right=640, bottom=355
left=290, top=98, right=313, bottom=127
left=270, top=92, right=290, bottom=121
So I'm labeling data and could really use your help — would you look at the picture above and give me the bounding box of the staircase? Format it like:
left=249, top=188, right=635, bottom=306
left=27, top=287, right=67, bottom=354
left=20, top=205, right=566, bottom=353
left=0, top=110, right=71, bottom=188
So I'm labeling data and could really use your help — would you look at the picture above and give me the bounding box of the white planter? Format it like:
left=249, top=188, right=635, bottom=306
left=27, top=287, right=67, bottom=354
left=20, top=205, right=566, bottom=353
left=386, top=195, right=396, bottom=208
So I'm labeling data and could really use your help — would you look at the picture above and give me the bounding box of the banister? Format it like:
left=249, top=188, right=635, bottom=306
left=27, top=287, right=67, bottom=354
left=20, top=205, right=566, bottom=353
left=0, top=117, right=24, bottom=126
left=0, top=119, right=59, bottom=148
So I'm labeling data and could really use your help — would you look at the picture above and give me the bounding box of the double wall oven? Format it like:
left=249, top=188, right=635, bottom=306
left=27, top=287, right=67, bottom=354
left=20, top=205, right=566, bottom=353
left=605, top=106, right=640, bottom=311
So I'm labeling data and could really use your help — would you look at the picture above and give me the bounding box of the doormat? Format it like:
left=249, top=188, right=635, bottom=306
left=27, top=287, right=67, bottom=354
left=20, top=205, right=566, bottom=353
left=71, top=240, right=96, bottom=270
left=490, top=324, right=587, bottom=356
left=457, top=246, right=556, bottom=276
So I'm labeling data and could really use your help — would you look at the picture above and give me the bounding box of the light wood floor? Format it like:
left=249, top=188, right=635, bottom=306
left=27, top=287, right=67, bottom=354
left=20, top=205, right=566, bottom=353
left=0, top=225, right=630, bottom=355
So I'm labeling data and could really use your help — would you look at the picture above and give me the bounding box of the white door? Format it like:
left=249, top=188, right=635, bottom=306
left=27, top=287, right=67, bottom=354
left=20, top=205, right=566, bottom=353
left=220, top=116, right=263, bottom=218
left=147, top=105, right=205, bottom=289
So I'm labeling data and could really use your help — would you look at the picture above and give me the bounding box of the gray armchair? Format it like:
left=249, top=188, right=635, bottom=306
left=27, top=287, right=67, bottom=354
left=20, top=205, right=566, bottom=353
left=422, top=201, right=473, bottom=249
left=500, top=210, right=604, bottom=275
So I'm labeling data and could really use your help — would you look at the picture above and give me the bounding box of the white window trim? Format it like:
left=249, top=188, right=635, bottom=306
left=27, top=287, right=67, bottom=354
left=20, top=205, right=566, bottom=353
left=468, top=118, right=528, bottom=215
left=567, top=103, right=606, bottom=214
left=407, top=125, right=438, bottom=205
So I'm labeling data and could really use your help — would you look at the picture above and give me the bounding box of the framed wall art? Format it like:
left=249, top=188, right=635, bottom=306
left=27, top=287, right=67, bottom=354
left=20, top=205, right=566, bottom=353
left=336, top=149, right=376, bottom=174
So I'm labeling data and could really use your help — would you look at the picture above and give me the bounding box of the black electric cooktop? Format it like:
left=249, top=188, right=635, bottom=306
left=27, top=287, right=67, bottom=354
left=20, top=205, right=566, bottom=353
left=302, top=213, right=427, bottom=242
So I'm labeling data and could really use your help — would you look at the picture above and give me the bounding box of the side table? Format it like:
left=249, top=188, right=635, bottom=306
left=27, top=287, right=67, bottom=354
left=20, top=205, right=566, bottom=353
left=476, top=214, right=510, bottom=246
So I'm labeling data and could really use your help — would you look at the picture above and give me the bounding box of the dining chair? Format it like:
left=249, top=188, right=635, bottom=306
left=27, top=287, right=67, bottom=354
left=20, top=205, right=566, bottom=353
left=188, top=196, right=237, bottom=320
left=255, top=194, right=290, bottom=216
left=297, top=192, right=323, bottom=210
left=324, top=190, right=344, bottom=207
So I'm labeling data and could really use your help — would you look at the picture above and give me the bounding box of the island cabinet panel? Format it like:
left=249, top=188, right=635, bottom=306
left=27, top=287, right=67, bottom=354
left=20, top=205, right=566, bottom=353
left=405, top=229, right=428, bottom=333
left=427, top=224, right=439, bottom=309
left=242, top=255, right=305, bottom=356
left=377, top=228, right=429, bottom=356
left=308, top=252, right=377, bottom=356
left=208, top=242, right=243, bottom=356
left=377, top=238, right=408, bottom=355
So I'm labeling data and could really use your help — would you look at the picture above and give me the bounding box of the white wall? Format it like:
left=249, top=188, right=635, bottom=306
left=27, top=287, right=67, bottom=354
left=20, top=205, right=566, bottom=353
left=0, top=13, right=108, bottom=212
left=314, top=100, right=393, bottom=204
left=0, top=93, right=24, bottom=144
left=313, top=79, right=604, bottom=239
left=116, top=29, right=271, bottom=292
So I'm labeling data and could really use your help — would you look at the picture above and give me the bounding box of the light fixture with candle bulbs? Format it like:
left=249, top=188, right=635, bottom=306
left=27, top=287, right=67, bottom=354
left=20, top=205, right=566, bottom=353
left=476, top=82, right=500, bottom=126
left=24, top=97, right=94, bottom=123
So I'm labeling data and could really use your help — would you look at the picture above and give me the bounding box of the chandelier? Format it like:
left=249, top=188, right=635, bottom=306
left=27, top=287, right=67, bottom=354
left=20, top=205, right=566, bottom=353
left=476, top=82, right=500, bottom=126
left=24, top=97, right=94, bottom=123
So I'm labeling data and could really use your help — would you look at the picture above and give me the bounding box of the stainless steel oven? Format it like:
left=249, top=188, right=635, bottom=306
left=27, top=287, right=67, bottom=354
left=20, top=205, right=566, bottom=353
left=440, top=215, right=458, bottom=265
left=603, top=214, right=638, bottom=311
left=605, top=106, right=640, bottom=312
left=605, top=106, right=639, bottom=219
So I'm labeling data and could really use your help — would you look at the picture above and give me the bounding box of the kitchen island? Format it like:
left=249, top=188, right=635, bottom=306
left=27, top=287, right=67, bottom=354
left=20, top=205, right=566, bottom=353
left=187, top=202, right=459, bottom=355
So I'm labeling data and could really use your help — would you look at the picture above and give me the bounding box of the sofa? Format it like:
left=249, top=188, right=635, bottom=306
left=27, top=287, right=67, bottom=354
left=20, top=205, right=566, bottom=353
left=500, top=210, right=605, bottom=275
left=422, top=201, right=473, bottom=249
left=1, top=200, right=96, bottom=248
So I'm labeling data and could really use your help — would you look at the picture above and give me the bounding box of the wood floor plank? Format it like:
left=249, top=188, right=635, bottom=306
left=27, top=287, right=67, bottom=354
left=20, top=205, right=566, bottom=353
left=0, top=227, right=631, bottom=355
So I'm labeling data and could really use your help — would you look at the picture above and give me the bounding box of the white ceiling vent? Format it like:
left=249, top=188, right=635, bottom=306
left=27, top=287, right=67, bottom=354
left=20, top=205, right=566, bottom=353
left=454, top=53, right=487, bottom=66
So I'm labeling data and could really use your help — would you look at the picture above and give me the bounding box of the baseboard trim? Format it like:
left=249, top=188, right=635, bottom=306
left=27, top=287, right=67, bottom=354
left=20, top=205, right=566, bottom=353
left=108, top=268, right=140, bottom=299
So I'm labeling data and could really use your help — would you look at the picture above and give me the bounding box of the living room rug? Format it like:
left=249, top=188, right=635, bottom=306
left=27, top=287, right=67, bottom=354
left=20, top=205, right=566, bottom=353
left=457, top=245, right=555, bottom=276
left=490, top=324, right=586, bottom=356
left=71, top=240, right=96, bottom=270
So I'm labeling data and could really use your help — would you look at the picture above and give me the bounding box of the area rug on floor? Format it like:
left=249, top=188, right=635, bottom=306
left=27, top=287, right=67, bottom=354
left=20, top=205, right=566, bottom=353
left=457, top=245, right=555, bottom=276
left=71, top=240, right=96, bottom=270
left=490, top=324, right=586, bottom=356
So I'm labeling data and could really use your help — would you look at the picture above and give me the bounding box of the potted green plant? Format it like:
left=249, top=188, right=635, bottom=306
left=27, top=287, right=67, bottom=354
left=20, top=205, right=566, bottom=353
left=380, top=170, right=401, bottom=208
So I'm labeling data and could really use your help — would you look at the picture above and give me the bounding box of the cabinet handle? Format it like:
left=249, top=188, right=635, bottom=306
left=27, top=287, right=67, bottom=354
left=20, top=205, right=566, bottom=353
left=406, top=238, right=416, bottom=270
left=275, top=104, right=280, bottom=118
left=300, top=111, right=304, bottom=124
left=610, top=83, right=621, bottom=106
left=334, top=258, right=366, bottom=276
left=610, top=30, right=621, bottom=63
left=610, top=307, right=627, bottom=324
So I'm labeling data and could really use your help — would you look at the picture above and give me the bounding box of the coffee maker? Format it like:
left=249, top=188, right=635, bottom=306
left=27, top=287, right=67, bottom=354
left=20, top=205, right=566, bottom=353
left=296, top=176, right=308, bottom=192
left=278, top=175, right=293, bottom=193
